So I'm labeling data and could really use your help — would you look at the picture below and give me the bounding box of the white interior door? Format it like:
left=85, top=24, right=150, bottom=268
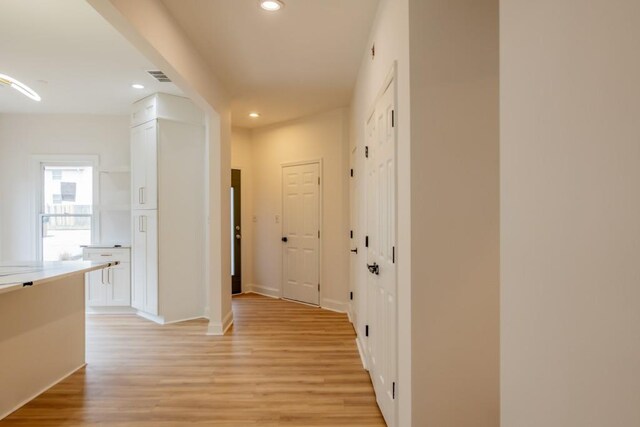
left=366, top=80, right=397, bottom=426
left=282, top=162, right=320, bottom=305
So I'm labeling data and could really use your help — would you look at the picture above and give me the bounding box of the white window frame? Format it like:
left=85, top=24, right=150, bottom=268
left=31, top=155, right=100, bottom=261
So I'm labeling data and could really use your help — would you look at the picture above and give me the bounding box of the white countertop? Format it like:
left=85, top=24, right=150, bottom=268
left=0, top=261, right=116, bottom=295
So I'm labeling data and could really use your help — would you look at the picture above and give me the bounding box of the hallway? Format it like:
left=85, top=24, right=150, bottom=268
left=2, top=294, right=384, bottom=426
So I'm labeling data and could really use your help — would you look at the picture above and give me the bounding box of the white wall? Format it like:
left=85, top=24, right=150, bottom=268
left=89, top=0, right=233, bottom=334
left=0, top=114, right=130, bottom=261
left=349, top=0, right=412, bottom=424
left=408, top=0, right=500, bottom=425
left=501, top=1, right=640, bottom=426
left=243, top=108, right=350, bottom=311
left=231, top=127, right=254, bottom=289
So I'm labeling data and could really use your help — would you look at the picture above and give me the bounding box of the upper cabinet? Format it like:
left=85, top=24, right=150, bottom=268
left=130, top=93, right=204, bottom=211
left=131, top=122, right=158, bottom=210
left=131, top=93, right=204, bottom=128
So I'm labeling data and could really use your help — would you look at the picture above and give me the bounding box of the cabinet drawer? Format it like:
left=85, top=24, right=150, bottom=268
left=82, top=248, right=130, bottom=264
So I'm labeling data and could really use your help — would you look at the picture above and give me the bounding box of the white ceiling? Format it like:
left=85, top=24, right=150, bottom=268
left=0, top=0, right=182, bottom=115
left=161, top=0, right=379, bottom=128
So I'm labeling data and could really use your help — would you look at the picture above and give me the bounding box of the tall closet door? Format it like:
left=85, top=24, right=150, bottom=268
left=365, top=79, right=397, bottom=426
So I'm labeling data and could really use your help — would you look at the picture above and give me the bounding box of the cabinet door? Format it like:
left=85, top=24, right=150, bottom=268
left=143, top=124, right=158, bottom=210
left=86, top=269, right=107, bottom=306
left=131, top=122, right=157, bottom=210
left=131, top=212, right=146, bottom=311
left=107, top=264, right=131, bottom=306
left=144, top=211, right=159, bottom=315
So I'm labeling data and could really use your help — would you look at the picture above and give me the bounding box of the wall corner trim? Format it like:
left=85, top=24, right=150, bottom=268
left=206, top=310, right=234, bottom=336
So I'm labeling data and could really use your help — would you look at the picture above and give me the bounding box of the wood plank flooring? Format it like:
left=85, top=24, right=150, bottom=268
left=1, top=294, right=385, bottom=426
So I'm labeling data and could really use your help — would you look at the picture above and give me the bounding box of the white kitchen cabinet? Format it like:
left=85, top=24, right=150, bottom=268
left=83, top=247, right=131, bottom=308
left=131, top=210, right=158, bottom=315
left=131, top=121, right=157, bottom=210
left=130, top=93, right=206, bottom=324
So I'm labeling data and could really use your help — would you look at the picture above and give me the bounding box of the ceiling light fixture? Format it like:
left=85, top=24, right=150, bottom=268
left=132, top=84, right=145, bottom=89
left=259, top=0, right=283, bottom=12
left=249, top=112, right=261, bottom=118
left=0, top=73, right=41, bottom=101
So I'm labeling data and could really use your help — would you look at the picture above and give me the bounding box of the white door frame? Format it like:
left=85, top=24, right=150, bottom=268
left=30, top=154, right=100, bottom=261
left=280, top=158, right=323, bottom=306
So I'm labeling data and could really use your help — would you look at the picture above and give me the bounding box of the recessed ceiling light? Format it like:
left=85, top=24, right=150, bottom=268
left=259, top=0, right=283, bottom=12
left=0, top=73, right=41, bottom=101
left=249, top=112, right=261, bottom=118
left=132, top=84, right=144, bottom=89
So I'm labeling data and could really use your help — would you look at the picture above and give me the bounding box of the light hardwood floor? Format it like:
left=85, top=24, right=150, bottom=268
left=2, top=294, right=385, bottom=426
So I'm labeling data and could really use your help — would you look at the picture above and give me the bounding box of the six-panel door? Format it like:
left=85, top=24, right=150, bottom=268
left=281, top=162, right=320, bottom=306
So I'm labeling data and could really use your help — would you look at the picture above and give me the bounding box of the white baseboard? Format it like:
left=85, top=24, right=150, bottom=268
left=321, top=297, right=348, bottom=313
left=86, top=306, right=136, bottom=315
left=206, top=309, right=234, bottom=335
left=245, top=284, right=281, bottom=299
left=356, top=336, right=368, bottom=371
left=164, top=315, right=208, bottom=325
left=0, top=363, right=86, bottom=421
left=136, top=310, right=166, bottom=325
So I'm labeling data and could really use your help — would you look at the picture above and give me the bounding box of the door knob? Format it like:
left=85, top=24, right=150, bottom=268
left=367, top=263, right=379, bottom=275
left=282, top=237, right=288, bottom=242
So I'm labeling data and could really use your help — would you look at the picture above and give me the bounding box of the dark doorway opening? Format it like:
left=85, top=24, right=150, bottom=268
left=231, top=169, right=242, bottom=294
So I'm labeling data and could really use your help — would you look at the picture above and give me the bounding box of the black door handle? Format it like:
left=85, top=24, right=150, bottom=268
left=367, top=263, right=379, bottom=275
left=350, top=248, right=358, bottom=254
left=282, top=237, right=288, bottom=242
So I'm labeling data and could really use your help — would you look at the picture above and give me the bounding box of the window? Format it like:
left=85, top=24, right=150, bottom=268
left=40, top=164, right=95, bottom=261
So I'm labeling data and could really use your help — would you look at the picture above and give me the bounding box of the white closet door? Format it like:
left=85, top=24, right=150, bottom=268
left=366, top=80, right=397, bottom=426
left=282, top=162, right=320, bottom=305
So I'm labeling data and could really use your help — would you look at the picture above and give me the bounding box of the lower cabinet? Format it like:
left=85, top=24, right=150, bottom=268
left=131, top=210, right=158, bottom=316
left=83, top=247, right=131, bottom=307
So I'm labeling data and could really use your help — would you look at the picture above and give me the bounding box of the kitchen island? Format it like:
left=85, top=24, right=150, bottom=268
left=0, top=261, right=115, bottom=419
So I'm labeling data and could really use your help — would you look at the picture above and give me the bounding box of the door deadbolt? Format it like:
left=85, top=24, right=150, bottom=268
left=367, top=263, right=379, bottom=275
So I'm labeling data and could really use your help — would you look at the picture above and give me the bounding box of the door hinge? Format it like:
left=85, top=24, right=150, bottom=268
left=350, top=291, right=353, bottom=300
left=365, top=325, right=369, bottom=337
left=350, top=230, right=353, bottom=239
left=318, top=283, right=320, bottom=292
left=365, top=146, right=369, bottom=158
left=392, top=382, right=396, bottom=399
left=392, top=246, right=395, bottom=263
left=365, top=236, right=369, bottom=247
left=350, top=168, right=354, bottom=177
left=392, top=110, right=395, bottom=128
left=318, top=176, right=320, bottom=185
left=318, top=230, right=320, bottom=239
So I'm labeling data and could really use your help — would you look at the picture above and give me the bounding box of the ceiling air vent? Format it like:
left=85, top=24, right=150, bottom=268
left=146, top=70, right=172, bottom=83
